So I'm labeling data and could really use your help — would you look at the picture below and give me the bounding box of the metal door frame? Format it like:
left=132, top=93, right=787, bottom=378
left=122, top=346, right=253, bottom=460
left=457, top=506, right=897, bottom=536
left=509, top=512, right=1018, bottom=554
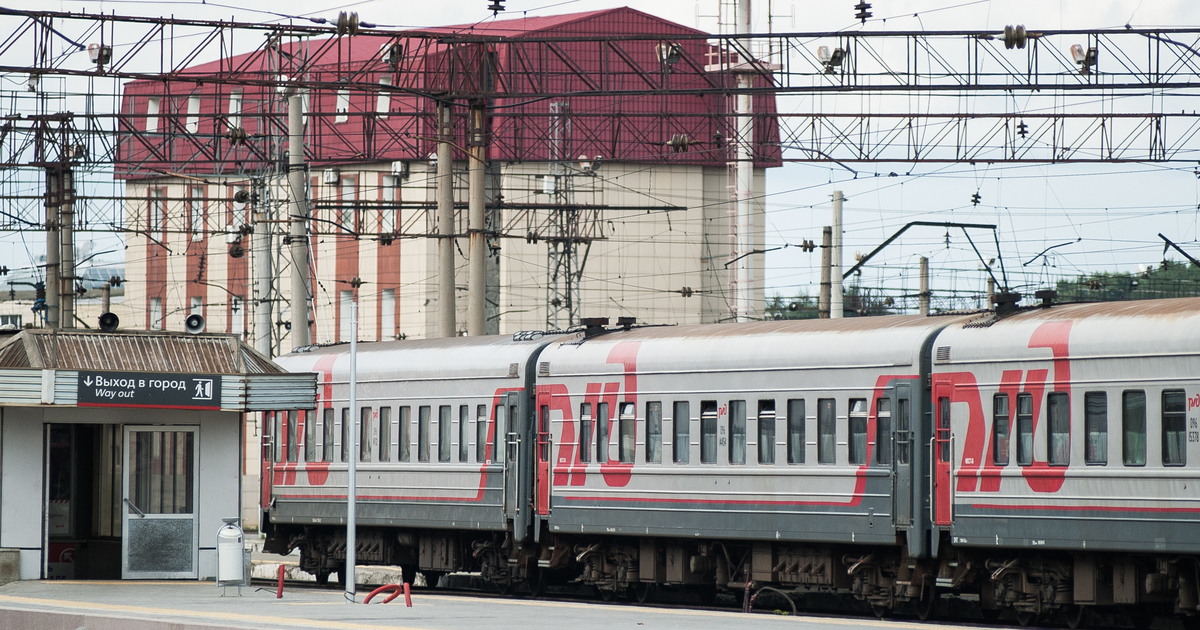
left=121, top=425, right=200, bottom=579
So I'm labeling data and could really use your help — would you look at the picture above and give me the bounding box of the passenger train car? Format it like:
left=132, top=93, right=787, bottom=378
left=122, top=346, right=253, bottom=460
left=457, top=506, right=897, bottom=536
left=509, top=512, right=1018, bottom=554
left=267, top=298, right=1200, bottom=627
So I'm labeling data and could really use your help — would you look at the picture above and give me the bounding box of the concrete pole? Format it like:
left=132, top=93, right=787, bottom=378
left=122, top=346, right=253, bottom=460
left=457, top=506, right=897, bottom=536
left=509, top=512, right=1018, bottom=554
left=345, top=300, right=358, bottom=603
left=101, top=282, right=111, bottom=314
left=44, top=168, right=60, bottom=329
left=436, top=101, right=456, bottom=338
left=919, top=256, right=930, bottom=316
left=830, top=191, right=844, bottom=319
left=733, top=0, right=754, bottom=322
left=59, top=167, right=74, bottom=328
left=288, top=95, right=312, bottom=350
left=466, top=101, right=486, bottom=336
left=252, top=181, right=273, bottom=357
left=987, top=277, right=996, bottom=308
left=818, top=226, right=832, bottom=319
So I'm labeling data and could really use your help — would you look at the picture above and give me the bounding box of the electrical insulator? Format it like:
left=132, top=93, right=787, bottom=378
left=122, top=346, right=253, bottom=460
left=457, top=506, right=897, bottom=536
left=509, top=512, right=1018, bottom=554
left=971, top=192, right=982, bottom=206
left=1017, top=120, right=1028, bottom=139
left=488, top=0, right=505, bottom=13
left=854, top=2, right=872, bottom=23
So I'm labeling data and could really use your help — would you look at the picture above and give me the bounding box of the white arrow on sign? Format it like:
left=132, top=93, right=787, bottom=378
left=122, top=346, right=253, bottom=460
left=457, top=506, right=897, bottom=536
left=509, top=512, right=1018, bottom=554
left=84, top=376, right=93, bottom=386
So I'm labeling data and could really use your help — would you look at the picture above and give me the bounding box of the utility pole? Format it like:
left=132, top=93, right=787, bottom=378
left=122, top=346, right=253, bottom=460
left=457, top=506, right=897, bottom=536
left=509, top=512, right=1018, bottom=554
left=287, top=94, right=312, bottom=350
left=44, top=167, right=61, bottom=329
left=436, top=101, right=456, bottom=338
left=818, top=226, right=831, bottom=319
left=58, top=167, right=75, bottom=328
left=830, top=190, right=844, bottom=319
left=252, top=179, right=273, bottom=356
left=344, top=299, right=358, bottom=603
left=918, top=256, right=930, bottom=316
left=466, top=100, right=487, bottom=336
left=732, top=0, right=754, bottom=323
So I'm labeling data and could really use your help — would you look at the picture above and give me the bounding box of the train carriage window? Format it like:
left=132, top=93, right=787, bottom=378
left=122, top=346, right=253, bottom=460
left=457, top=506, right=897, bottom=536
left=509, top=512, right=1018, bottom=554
left=1122, top=391, right=1146, bottom=466
left=418, top=406, right=431, bottom=462
left=475, top=405, right=488, bottom=463
left=597, top=402, right=610, bottom=463
left=619, top=403, right=636, bottom=464
left=817, top=399, right=836, bottom=465
left=993, top=394, right=1010, bottom=466
left=700, top=401, right=718, bottom=464
left=492, top=404, right=507, bottom=464
left=459, top=406, right=470, bottom=463
left=1162, top=390, right=1186, bottom=467
left=398, top=406, right=411, bottom=462
left=758, top=400, right=776, bottom=465
left=360, top=407, right=373, bottom=462
left=673, top=401, right=690, bottom=464
left=1016, top=394, right=1034, bottom=466
left=272, top=412, right=283, bottom=463
left=1047, top=393, right=1069, bottom=466
left=646, top=402, right=663, bottom=464
left=1084, top=392, right=1107, bottom=465
left=341, top=408, right=351, bottom=463
left=379, top=407, right=392, bottom=462
left=287, top=410, right=299, bottom=463
left=438, top=406, right=452, bottom=463
left=896, top=398, right=911, bottom=465
left=787, top=399, right=805, bottom=464
left=875, top=398, right=891, bottom=465
left=849, top=399, right=868, bottom=465
left=579, top=403, right=593, bottom=463
left=304, top=409, right=317, bottom=462
left=323, top=408, right=335, bottom=462
left=729, top=400, right=747, bottom=465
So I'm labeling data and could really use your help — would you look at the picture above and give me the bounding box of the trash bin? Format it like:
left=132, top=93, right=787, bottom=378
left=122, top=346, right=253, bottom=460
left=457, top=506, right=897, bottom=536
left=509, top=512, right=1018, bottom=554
left=217, top=517, right=245, bottom=587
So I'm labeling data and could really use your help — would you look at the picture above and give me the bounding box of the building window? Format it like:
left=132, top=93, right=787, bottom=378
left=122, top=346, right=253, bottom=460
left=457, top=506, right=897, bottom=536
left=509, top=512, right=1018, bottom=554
left=322, top=408, right=334, bottom=462
left=149, top=297, right=163, bottom=330
left=645, top=401, right=662, bottom=464
left=189, top=296, right=202, bottom=317
left=418, top=405, right=431, bottom=462
left=335, top=89, right=350, bottom=123
left=619, top=402, right=636, bottom=464
left=377, top=77, right=392, bottom=113
left=149, top=188, right=166, bottom=242
left=849, top=398, right=868, bottom=465
left=379, top=407, right=391, bottom=462
left=1048, top=393, right=1070, bottom=466
left=381, top=174, right=398, bottom=233
left=787, top=399, right=805, bottom=464
left=231, top=184, right=247, bottom=227
left=728, top=400, right=746, bottom=465
left=188, top=185, right=205, bottom=241
left=700, top=401, right=718, bottom=464
left=1123, top=391, right=1146, bottom=466
left=475, top=405, right=488, bottom=462
left=146, top=97, right=160, bottom=132
left=340, top=176, right=357, bottom=231
left=993, top=394, right=1010, bottom=466
left=672, top=401, right=690, bottom=464
left=1016, top=393, right=1034, bottom=466
left=596, top=402, right=610, bottom=463
left=817, top=398, right=836, bottom=464
left=185, top=94, right=200, bottom=133
left=875, top=397, right=891, bottom=465
left=398, top=406, right=411, bottom=462
left=227, top=91, right=242, bottom=129
left=230, top=295, right=244, bottom=336
left=459, top=405, right=469, bottom=463
left=360, top=407, right=372, bottom=462
left=339, top=290, right=354, bottom=342
left=1163, top=390, right=1187, bottom=466
left=380, top=289, right=395, bottom=341
left=1084, top=392, right=1107, bottom=465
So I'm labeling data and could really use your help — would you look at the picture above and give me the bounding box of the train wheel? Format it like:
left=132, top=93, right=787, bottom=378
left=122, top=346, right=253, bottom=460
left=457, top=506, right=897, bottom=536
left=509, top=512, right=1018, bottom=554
left=314, top=571, right=330, bottom=586
left=631, top=583, right=653, bottom=604
left=1064, top=605, right=1089, bottom=629
left=916, top=588, right=938, bottom=621
left=1016, top=611, right=1037, bottom=627
left=528, top=568, right=546, bottom=598
left=598, top=586, right=617, bottom=602
left=871, top=604, right=890, bottom=619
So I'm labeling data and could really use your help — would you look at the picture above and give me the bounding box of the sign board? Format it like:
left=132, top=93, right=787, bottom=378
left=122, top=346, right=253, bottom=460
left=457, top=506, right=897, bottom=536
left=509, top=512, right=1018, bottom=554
left=77, top=371, right=221, bottom=410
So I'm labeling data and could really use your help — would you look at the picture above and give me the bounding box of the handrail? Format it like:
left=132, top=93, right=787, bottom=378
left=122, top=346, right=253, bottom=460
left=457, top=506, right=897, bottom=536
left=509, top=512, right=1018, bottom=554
left=123, top=497, right=145, bottom=518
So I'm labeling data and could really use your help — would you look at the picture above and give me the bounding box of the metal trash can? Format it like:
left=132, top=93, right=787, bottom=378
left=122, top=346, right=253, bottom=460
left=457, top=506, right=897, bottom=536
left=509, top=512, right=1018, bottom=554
left=217, top=517, right=246, bottom=588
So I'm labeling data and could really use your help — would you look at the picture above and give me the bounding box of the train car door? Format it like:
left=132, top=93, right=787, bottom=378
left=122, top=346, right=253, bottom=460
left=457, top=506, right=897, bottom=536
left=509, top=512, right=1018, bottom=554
left=892, top=384, right=913, bottom=527
left=535, top=389, right=552, bottom=518
left=932, top=382, right=953, bottom=526
left=260, top=411, right=275, bottom=510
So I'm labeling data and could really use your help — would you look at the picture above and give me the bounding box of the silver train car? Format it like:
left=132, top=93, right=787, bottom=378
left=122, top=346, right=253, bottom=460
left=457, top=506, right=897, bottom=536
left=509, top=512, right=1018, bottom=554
left=266, top=298, right=1200, bottom=627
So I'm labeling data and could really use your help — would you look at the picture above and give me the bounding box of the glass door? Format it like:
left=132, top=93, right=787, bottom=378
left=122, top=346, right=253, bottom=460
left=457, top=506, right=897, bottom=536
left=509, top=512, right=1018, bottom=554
left=122, top=426, right=199, bottom=579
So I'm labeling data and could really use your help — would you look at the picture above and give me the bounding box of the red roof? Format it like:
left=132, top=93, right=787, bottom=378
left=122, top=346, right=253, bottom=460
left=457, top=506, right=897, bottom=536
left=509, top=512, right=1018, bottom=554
left=115, top=7, right=780, bottom=178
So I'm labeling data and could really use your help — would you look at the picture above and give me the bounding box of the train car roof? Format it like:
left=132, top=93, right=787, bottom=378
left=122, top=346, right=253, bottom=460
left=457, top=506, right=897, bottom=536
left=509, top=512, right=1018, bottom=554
left=274, top=334, right=560, bottom=382
left=539, top=314, right=970, bottom=376
left=933, top=297, right=1200, bottom=364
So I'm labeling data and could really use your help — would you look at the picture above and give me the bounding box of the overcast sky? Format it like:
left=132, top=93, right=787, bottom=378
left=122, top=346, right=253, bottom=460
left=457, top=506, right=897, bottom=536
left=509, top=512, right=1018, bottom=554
left=3, top=0, right=1200, bottom=309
